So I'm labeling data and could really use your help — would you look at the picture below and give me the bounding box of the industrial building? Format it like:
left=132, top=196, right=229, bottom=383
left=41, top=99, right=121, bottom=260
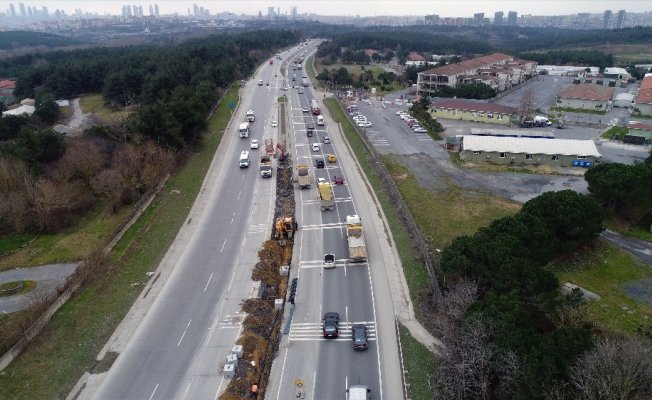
left=430, top=100, right=517, bottom=125
left=460, top=135, right=601, bottom=167
left=557, top=83, right=615, bottom=111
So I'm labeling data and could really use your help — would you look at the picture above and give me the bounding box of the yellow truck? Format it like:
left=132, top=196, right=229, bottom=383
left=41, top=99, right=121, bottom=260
left=318, top=182, right=334, bottom=211
left=346, top=215, right=367, bottom=262
left=297, top=164, right=311, bottom=189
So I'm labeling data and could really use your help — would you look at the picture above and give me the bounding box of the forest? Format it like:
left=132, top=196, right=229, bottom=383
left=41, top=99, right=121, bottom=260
left=0, top=29, right=301, bottom=235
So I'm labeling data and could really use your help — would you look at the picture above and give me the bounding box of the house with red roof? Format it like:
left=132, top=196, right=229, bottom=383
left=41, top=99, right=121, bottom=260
left=557, top=83, right=615, bottom=111
left=636, top=74, right=652, bottom=116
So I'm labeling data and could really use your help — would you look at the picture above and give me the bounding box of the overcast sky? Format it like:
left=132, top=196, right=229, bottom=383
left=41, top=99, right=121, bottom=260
left=2, top=0, right=651, bottom=17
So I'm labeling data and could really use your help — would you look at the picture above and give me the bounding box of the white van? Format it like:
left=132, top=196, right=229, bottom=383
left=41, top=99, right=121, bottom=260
left=346, top=385, right=370, bottom=400
left=317, top=115, right=324, bottom=126
left=239, top=151, right=250, bottom=168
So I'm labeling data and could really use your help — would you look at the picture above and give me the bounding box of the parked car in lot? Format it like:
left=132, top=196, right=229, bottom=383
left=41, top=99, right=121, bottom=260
left=322, top=312, right=340, bottom=338
left=413, top=127, right=427, bottom=133
left=315, top=158, right=325, bottom=168
left=311, top=143, right=320, bottom=152
left=322, top=136, right=331, bottom=144
left=324, top=253, right=335, bottom=269
left=352, top=324, right=368, bottom=350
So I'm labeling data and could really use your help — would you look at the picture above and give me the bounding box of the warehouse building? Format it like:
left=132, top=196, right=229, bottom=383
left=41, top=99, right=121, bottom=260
left=430, top=100, right=517, bottom=125
left=557, top=83, right=615, bottom=111
left=461, top=135, right=601, bottom=167
left=626, top=121, right=652, bottom=144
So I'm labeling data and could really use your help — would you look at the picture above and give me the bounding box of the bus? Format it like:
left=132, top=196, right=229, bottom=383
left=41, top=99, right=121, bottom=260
left=310, top=99, right=320, bottom=115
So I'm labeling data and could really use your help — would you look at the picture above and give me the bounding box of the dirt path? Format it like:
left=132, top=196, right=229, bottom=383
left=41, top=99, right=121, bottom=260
left=53, top=97, right=92, bottom=136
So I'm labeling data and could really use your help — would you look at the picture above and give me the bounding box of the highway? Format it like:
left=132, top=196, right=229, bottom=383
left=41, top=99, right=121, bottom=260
left=266, top=44, right=404, bottom=400
left=89, top=47, right=292, bottom=399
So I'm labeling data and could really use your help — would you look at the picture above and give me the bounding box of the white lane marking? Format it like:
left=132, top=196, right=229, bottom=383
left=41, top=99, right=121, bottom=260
left=311, top=370, right=317, bottom=400
left=274, top=347, right=290, bottom=400
left=237, top=190, right=242, bottom=199
left=345, top=306, right=349, bottom=325
left=367, top=262, right=383, bottom=400
left=180, top=382, right=192, bottom=400
left=177, top=319, right=192, bottom=346
left=220, top=238, right=227, bottom=253
left=148, top=384, right=159, bottom=400
left=203, top=272, right=213, bottom=292
left=345, top=376, right=348, bottom=396
left=215, top=377, right=225, bottom=400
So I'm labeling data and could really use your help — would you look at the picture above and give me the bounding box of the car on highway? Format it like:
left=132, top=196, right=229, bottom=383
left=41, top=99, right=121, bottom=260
left=360, top=122, right=372, bottom=128
left=250, top=139, right=259, bottom=149
left=352, top=324, right=368, bottom=350
left=258, top=80, right=263, bottom=86
left=323, top=136, right=331, bottom=144
left=317, top=177, right=326, bottom=184
left=322, top=312, right=340, bottom=338
left=298, top=88, right=304, bottom=94
left=413, top=127, right=427, bottom=133
left=324, top=253, right=335, bottom=269
left=311, top=143, right=320, bottom=152
left=315, top=158, right=325, bottom=168
left=271, top=120, right=278, bottom=127
left=302, top=106, right=310, bottom=113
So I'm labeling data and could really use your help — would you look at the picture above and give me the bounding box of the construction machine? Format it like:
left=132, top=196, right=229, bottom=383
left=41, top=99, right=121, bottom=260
left=274, top=215, right=298, bottom=246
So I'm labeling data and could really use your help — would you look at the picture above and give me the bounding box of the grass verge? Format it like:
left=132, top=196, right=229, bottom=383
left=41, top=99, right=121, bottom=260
left=0, top=85, right=239, bottom=400
left=0, top=280, right=36, bottom=296
left=549, top=106, right=607, bottom=116
left=601, top=126, right=628, bottom=140
left=551, top=240, right=652, bottom=333
left=399, top=323, right=437, bottom=400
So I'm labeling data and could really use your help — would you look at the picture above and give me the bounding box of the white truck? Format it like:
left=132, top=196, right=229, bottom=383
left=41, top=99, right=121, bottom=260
left=238, top=122, right=249, bottom=138
left=346, top=215, right=367, bottom=262
left=260, top=155, right=272, bottom=178
left=296, top=164, right=311, bottom=189
left=346, top=385, right=370, bottom=400
left=318, top=182, right=335, bottom=211
left=246, top=109, right=255, bottom=122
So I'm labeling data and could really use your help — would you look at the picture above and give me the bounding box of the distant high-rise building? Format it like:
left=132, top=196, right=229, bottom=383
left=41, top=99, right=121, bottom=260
left=603, top=10, right=612, bottom=29
left=27, top=5, right=32, bottom=17
left=132, top=5, right=138, bottom=16
left=18, top=2, right=25, bottom=17
left=474, top=12, right=484, bottom=26
left=507, top=10, right=517, bottom=25
left=9, top=3, right=16, bottom=17
left=268, top=6, right=275, bottom=19
left=154, top=4, right=159, bottom=16
left=425, top=14, right=439, bottom=25
left=138, top=5, right=143, bottom=16
left=616, top=9, right=625, bottom=29
left=193, top=3, right=199, bottom=16
left=291, top=6, right=297, bottom=20
left=494, top=11, right=504, bottom=25
left=149, top=5, right=154, bottom=16
left=42, top=6, right=48, bottom=17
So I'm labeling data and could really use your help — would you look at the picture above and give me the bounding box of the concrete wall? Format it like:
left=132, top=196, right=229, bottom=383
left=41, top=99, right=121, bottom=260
left=430, top=108, right=513, bottom=125
left=557, top=97, right=609, bottom=111
left=462, top=150, right=598, bottom=167
left=637, top=103, right=652, bottom=116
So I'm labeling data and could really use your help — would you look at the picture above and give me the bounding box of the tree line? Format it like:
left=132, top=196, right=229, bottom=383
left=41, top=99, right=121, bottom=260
left=0, top=29, right=300, bottom=234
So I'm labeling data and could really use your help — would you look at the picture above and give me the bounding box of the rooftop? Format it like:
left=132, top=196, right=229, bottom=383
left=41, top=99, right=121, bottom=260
left=462, top=135, right=601, bottom=157
left=628, top=121, right=652, bottom=131
left=432, top=100, right=516, bottom=114
left=408, top=51, right=425, bottom=62
left=637, top=75, right=652, bottom=104
left=419, top=52, right=513, bottom=77
left=558, top=83, right=615, bottom=101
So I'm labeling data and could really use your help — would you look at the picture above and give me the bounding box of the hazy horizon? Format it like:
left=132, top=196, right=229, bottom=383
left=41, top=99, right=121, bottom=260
left=1, top=0, right=651, bottom=18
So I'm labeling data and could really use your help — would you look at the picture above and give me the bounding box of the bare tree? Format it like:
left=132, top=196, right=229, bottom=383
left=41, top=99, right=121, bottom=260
left=91, top=169, right=125, bottom=213
left=570, top=337, right=652, bottom=400
left=53, top=138, right=106, bottom=188
left=30, top=179, right=70, bottom=232
left=139, top=141, right=175, bottom=188
left=518, top=87, right=536, bottom=123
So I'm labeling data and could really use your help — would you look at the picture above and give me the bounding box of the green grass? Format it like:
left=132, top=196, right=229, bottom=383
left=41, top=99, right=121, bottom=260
left=0, top=86, right=239, bottom=400
left=0, top=205, right=131, bottom=272
left=0, top=233, right=34, bottom=256
left=79, top=94, right=133, bottom=124
left=399, top=323, right=437, bottom=400
left=552, top=241, right=652, bottom=333
left=601, top=126, right=628, bottom=140
left=0, top=280, right=36, bottom=296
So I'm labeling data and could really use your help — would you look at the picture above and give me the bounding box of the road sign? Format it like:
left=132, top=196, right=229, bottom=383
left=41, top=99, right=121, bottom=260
left=228, top=102, right=234, bottom=110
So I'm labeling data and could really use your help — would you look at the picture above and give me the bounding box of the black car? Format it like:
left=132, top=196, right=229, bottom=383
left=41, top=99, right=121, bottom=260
left=322, top=312, right=340, bottom=338
left=352, top=324, right=368, bottom=350
left=315, top=158, right=325, bottom=169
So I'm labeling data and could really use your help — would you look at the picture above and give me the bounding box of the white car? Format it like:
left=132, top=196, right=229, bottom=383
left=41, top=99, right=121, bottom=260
left=360, top=122, right=373, bottom=128
left=271, top=120, right=278, bottom=127
left=311, top=143, right=320, bottom=152
left=302, top=106, right=309, bottom=113
left=317, top=177, right=326, bottom=184
left=250, top=139, right=259, bottom=149
left=413, top=127, right=427, bottom=133
left=323, top=136, right=331, bottom=144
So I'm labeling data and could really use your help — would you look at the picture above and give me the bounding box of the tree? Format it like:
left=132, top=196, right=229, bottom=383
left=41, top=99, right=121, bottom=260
left=570, top=338, right=652, bottom=399
left=34, top=90, right=60, bottom=124
left=518, top=88, right=536, bottom=123
left=585, top=162, right=652, bottom=213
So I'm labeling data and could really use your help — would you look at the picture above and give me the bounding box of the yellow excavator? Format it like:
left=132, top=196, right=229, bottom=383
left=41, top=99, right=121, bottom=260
left=274, top=216, right=298, bottom=246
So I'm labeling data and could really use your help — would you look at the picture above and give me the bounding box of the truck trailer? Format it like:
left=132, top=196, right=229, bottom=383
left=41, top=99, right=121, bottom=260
left=246, top=109, right=255, bottom=122
left=346, top=215, right=367, bottom=262
left=296, top=164, right=311, bottom=189
left=318, top=182, right=335, bottom=211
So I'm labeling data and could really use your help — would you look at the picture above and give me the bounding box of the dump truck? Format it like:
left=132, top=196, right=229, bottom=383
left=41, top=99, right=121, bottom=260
left=318, top=182, right=334, bottom=211
left=265, top=139, right=274, bottom=155
left=346, top=215, right=367, bottom=262
left=260, top=155, right=272, bottom=178
left=296, top=164, right=311, bottom=189
left=246, top=109, right=255, bottom=122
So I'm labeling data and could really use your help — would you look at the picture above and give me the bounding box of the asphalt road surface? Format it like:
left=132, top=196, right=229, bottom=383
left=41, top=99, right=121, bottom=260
left=87, top=47, right=292, bottom=400
left=266, top=44, right=404, bottom=400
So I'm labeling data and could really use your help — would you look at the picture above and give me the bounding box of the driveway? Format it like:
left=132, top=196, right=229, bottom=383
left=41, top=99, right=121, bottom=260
left=0, top=263, right=79, bottom=313
left=53, top=97, right=93, bottom=136
left=601, top=230, right=652, bottom=267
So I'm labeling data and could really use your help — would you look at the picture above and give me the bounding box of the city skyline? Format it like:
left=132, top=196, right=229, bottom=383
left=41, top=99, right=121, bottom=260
left=1, top=0, right=651, bottom=18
